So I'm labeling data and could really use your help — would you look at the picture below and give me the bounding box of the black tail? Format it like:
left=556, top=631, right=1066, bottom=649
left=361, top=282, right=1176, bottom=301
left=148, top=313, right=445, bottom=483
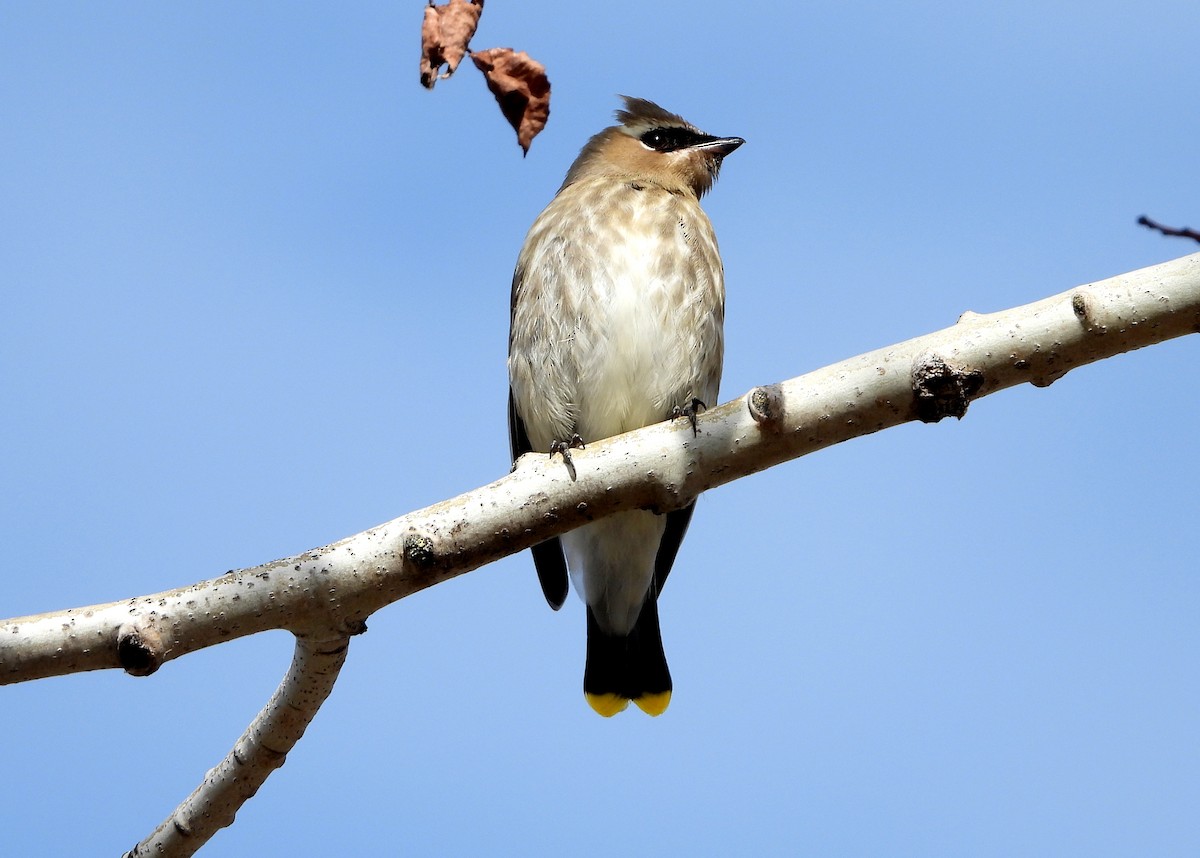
left=583, top=594, right=672, bottom=717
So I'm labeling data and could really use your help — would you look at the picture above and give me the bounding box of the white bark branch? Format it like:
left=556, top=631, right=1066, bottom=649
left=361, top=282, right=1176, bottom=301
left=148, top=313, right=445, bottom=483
left=2, top=251, right=1198, bottom=855
left=123, top=632, right=349, bottom=857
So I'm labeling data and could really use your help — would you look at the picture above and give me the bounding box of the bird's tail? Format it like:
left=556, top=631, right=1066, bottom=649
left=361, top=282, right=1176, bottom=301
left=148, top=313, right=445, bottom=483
left=583, top=595, right=672, bottom=717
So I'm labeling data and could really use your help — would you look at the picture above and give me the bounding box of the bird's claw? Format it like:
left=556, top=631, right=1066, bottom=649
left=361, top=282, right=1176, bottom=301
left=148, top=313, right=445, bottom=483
left=671, top=398, right=707, bottom=437
left=549, top=434, right=586, bottom=481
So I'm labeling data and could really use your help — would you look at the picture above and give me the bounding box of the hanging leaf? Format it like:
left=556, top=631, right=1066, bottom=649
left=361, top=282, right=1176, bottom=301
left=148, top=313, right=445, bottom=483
left=471, top=48, right=551, bottom=154
left=419, top=0, right=484, bottom=89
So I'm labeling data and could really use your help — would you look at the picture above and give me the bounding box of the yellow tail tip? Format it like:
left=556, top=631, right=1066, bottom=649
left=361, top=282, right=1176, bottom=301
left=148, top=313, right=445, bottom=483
left=634, top=691, right=671, bottom=716
left=584, top=691, right=672, bottom=717
left=585, top=692, right=630, bottom=717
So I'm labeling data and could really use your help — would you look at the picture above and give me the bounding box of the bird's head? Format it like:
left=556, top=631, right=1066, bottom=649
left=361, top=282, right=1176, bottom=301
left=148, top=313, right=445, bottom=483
left=561, top=96, right=744, bottom=198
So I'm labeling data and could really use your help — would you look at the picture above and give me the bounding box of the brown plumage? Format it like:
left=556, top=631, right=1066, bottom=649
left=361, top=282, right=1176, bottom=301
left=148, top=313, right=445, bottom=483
left=508, top=96, right=743, bottom=716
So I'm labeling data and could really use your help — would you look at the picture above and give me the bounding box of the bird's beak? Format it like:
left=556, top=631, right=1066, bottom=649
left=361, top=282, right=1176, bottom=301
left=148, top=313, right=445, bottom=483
left=692, top=136, right=745, bottom=157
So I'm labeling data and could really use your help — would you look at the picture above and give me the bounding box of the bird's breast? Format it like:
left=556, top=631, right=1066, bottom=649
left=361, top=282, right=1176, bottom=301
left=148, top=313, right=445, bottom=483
left=510, top=180, right=725, bottom=448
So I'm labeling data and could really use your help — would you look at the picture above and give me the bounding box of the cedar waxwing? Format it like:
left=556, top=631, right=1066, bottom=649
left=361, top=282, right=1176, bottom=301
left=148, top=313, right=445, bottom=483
left=508, top=97, right=743, bottom=716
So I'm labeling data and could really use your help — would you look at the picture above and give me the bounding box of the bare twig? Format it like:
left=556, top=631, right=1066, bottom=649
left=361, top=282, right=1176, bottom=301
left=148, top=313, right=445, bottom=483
left=1138, top=215, right=1200, bottom=243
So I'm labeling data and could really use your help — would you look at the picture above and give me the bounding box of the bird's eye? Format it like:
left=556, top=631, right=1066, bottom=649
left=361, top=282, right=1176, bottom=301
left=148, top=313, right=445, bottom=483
left=640, top=128, right=691, bottom=152
left=642, top=130, right=668, bottom=150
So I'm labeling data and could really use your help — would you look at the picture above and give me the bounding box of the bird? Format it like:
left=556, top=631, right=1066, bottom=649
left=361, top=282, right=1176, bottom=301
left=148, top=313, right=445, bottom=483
left=508, top=96, right=742, bottom=717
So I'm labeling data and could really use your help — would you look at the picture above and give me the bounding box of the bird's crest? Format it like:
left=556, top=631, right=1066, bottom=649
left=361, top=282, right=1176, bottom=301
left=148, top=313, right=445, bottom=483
left=614, top=96, right=695, bottom=135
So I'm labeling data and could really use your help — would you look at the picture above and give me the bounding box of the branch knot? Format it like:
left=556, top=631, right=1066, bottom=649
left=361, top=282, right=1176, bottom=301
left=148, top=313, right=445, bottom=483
left=747, top=385, right=784, bottom=429
left=403, top=534, right=437, bottom=569
left=117, top=622, right=165, bottom=677
left=911, top=354, right=985, bottom=423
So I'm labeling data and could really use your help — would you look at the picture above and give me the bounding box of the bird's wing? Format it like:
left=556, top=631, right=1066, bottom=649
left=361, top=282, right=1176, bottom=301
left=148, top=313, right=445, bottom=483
left=653, top=502, right=696, bottom=595
left=509, top=387, right=570, bottom=610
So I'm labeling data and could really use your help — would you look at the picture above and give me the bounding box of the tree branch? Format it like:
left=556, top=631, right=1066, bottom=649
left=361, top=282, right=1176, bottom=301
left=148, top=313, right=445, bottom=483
left=125, top=632, right=350, bottom=857
left=4, top=251, right=1199, bottom=686
left=2, top=251, right=1198, bottom=854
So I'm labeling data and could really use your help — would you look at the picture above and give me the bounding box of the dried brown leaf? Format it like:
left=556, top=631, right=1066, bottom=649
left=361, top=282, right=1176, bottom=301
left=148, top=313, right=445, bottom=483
left=470, top=48, right=551, bottom=154
left=419, top=0, right=484, bottom=89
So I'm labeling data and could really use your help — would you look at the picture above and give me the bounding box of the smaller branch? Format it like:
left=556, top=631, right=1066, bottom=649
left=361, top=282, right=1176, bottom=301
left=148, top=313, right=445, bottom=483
left=125, top=631, right=351, bottom=858
left=1138, top=215, right=1200, bottom=244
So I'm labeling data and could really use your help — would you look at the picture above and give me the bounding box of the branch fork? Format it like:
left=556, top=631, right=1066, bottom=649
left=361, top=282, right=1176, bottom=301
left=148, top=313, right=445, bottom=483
left=3, top=252, right=1197, bottom=855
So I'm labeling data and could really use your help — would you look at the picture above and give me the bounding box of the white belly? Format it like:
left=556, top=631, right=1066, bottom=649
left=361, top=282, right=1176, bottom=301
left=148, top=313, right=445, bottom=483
left=508, top=177, right=725, bottom=625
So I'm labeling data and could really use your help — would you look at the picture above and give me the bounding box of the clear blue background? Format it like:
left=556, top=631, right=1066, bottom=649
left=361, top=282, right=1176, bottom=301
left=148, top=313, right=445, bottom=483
left=3, top=2, right=1198, bottom=855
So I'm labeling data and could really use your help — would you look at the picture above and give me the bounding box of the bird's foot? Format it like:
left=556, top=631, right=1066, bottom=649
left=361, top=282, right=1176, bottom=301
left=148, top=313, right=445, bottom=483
left=671, top=398, right=707, bottom=437
left=549, top=433, right=586, bottom=481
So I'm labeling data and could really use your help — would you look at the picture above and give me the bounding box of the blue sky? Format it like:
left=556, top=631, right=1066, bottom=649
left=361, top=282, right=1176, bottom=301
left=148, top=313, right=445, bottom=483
left=3, top=2, right=1199, bottom=855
